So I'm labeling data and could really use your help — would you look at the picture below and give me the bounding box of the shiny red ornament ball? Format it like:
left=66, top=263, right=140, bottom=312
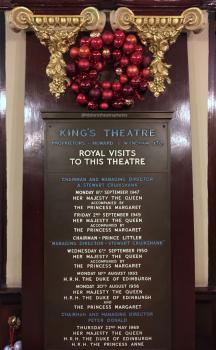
left=100, top=102, right=109, bottom=110
left=76, top=93, right=87, bottom=105
left=69, top=47, right=79, bottom=58
left=66, top=63, right=76, bottom=75
left=78, top=59, right=90, bottom=71
left=123, top=42, right=135, bottom=55
left=135, top=45, right=143, bottom=54
left=130, top=52, right=142, bottom=65
left=112, top=81, right=121, bottom=91
left=79, top=45, right=90, bottom=58
left=89, top=70, right=98, bottom=80
left=126, top=34, right=137, bottom=45
left=131, top=76, right=140, bottom=88
left=89, top=87, right=101, bottom=100
left=120, top=56, right=129, bottom=68
left=90, top=37, right=103, bottom=50
left=142, top=68, right=151, bottom=79
left=112, top=99, right=124, bottom=109
left=88, top=101, right=98, bottom=110
left=102, top=31, right=114, bottom=45
left=94, top=62, right=103, bottom=71
left=92, top=51, right=102, bottom=62
left=127, top=65, right=139, bottom=78
left=114, top=29, right=126, bottom=41
left=119, top=74, right=128, bottom=84
left=143, top=56, right=151, bottom=67
left=123, top=84, right=134, bottom=96
left=112, top=49, right=122, bottom=61
left=139, top=80, right=148, bottom=91
left=80, top=80, right=91, bottom=92
left=80, top=36, right=91, bottom=46
left=102, top=81, right=111, bottom=90
left=71, top=83, right=79, bottom=93
left=102, top=89, right=113, bottom=101
left=114, top=38, right=124, bottom=48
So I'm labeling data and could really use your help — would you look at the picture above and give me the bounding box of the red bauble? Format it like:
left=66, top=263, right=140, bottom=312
left=80, top=37, right=91, bottom=46
left=123, top=42, right=135, bottom=55
left=130, top=52, right=142, bottom=65
left=71, top=83, right=79, bottom=93
left=66, top=63, right=76, bottom=75
left=142, top=68, right=151, bottom=79
left=112, top=99, right=124, bottom=109
left=89, top=70, right=98, bottom=80
left=100, top=102, right=109, bottom=110
left=123, top=84, right=134, bottom=96
left=102, top=89, right=113, bottom=101
left=78, top=59, right=90, bottom=71
left=112, top=49, right=122, bottom=61
left=79, top=45, right=90, bottom=58
left=92, top=51, right=102, bottom=62
left=89, top=87, right=101, bottom=100
left=112, top=81, right=121, bottom=91
left=131, top=76, right=141, bottom=88
left=91, top=37, right=103, bottom=50
left=119, top=74, right=128, bottom=84
left=114, top=29, right=126, bottom=41
left=102, top=81, right=111, bottom=89
left=114, top=38, right=124, bottom=48
left=143, top=56, right=151, bottom=67
left=94, top=62, right=103, bottom=71
left=126, top=34, right=137, bottom=45
left=80, top=80, right=91, bottom=92
left=102, top=31, right=114, bottom=45
left=76, top=93, right=87, bottom=105
left=69, top=47, right=79, bottom=58
left=88, top=101, right=98, bottom=110
left=135, top=45, right=143, bottom=54
left=140, top=80, right=148, bottom=91
left=120, top=56, right=129, bottom=68
left=127, top=65, right=139, bottom=78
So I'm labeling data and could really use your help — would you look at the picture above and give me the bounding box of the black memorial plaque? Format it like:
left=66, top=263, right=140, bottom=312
left=44, top=114, right=171, bottom=350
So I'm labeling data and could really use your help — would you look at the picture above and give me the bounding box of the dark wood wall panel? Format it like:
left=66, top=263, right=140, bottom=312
left=22, top=29, right=195, bottom=350
left=0, top=290, right=21, bottom=349
left=0, top=11, right=7, bottom=288
left=1, top=0, right=215, bottom=12
left=196, top=288, right=216, bottom=350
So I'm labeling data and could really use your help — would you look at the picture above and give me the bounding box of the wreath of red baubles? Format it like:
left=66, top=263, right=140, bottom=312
left=66, top=29, right=152, bottom=110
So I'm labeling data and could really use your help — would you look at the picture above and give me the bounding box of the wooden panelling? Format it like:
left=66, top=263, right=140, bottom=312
left=1, top=0, right=215, bottom=12
left=0, top=289, right=22, bottom=349
left=196, top=288, right=216, bottom=350
left=0, top=11, right=6, bottom=288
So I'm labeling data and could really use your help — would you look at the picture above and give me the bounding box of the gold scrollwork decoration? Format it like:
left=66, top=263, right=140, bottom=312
left=9, top=7, right=106, bottom=98
left=111, top=7, right=205, bottom=97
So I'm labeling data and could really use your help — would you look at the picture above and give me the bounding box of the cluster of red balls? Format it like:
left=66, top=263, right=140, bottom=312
left=66, top=29, right=152, bottom=110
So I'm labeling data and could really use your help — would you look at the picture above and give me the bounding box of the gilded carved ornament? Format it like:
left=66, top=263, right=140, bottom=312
left=9, top=6, right=204, bottom=99
left=9, top=7, right=106, bottom=98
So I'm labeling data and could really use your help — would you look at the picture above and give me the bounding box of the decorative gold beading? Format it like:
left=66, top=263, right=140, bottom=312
left=9, top=7, right=106, bottom=98
left=111, top=7, right=205, bottom=97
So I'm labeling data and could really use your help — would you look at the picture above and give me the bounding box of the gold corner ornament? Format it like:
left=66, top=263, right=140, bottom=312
left=110, top=7, right=205, bottom=97
left=9, top=7, right=106, bottom=98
